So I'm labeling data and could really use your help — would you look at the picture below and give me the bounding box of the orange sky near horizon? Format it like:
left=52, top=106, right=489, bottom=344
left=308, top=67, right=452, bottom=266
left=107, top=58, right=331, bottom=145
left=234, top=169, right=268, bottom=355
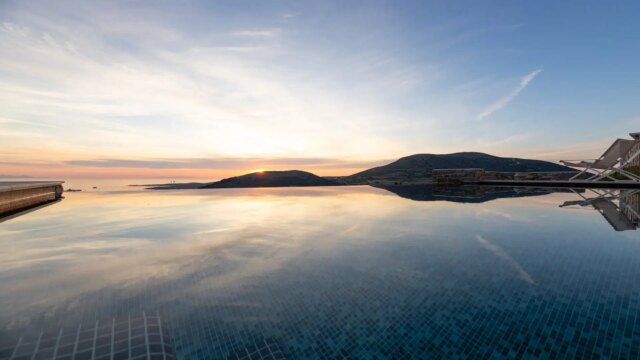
left=0, top=157, right=378, bottom=180
left=0, top=138, right=613, bottom=180
left=0, top=166, right=369, bottom=180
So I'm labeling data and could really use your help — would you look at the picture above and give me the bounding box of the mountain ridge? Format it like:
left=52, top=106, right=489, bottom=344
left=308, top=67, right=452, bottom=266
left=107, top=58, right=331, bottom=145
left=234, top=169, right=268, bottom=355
left=342, top=152, right=572, bottom=185
left=145, top=152, right=573, bottom=189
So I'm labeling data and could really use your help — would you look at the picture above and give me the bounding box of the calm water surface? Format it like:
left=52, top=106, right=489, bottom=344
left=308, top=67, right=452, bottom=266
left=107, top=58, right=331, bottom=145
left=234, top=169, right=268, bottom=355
left=1, top=185, right=640, bottom=359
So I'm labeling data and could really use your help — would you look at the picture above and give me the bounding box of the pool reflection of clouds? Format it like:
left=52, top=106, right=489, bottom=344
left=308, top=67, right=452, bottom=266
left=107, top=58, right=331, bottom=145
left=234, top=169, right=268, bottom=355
left=2, top=186, right=639, bottom=359
left=1, top=187, right=409, bottom=320
left=476, top=235, right=536, bottom=284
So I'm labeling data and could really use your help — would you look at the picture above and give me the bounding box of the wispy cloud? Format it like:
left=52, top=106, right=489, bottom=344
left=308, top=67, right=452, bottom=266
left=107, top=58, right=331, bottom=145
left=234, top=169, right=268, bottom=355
left=6, top=0, right=610, bottom=175
left=65, top=157, right=390, bottom=170
left=526, top=139, right=611, bottom=160
left=476, top=235, right=535, bottom=284
left=477, top=69, right=542, bottom=120
left=228, top=29, right=281, bottom=39
left=0, top=174, right=35, bottom=179
left=0, top=1, right=412, bottom=163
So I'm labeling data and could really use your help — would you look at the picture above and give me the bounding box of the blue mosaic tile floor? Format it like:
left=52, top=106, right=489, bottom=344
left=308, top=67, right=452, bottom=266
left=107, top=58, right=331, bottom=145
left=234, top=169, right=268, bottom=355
left=1, top=187, right=639, bottom=359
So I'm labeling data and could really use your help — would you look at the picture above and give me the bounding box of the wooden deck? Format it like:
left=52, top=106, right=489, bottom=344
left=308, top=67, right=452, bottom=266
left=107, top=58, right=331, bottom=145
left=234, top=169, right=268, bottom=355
left=0, top=181, right=64, bottom=218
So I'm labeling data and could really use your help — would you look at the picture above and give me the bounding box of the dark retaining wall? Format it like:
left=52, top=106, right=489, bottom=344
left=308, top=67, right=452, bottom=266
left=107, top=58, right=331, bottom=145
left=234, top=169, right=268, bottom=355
left=433, top=169, right=578, bottom=185
left=0, top=182, right=64, bottom=216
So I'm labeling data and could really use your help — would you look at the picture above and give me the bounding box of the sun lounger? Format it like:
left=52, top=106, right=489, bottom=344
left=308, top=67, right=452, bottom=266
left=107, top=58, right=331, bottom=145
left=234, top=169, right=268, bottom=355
left=561, top=134, right=640, bottom=182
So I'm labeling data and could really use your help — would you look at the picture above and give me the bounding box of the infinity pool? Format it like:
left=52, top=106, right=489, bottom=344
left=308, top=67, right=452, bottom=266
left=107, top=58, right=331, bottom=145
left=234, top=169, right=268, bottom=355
left=1, top=186, right=639, bottom=359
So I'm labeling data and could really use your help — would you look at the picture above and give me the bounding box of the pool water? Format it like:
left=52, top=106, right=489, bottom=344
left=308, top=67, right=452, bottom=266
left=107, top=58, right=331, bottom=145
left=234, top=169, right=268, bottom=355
left=1, top=186, right=639, bottom=359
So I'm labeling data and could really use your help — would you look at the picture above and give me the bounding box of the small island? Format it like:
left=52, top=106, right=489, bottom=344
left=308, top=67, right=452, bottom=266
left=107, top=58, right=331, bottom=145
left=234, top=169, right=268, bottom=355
left=202, top=170, right=338, bottom=189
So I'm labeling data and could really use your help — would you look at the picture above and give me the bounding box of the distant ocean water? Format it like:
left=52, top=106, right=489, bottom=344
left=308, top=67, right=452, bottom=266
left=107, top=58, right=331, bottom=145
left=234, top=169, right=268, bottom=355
left=0, top=178, right=218, bottom=192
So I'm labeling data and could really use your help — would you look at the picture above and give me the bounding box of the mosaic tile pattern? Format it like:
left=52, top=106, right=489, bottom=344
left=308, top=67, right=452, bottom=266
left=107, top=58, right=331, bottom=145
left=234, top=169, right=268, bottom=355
left=2, top=188, right=640, bottom=359
left=225, top=339, right=286, bottom=360
left=0, top=314, right=174, bottom=360
left=9, top=231, right=638, bottom=359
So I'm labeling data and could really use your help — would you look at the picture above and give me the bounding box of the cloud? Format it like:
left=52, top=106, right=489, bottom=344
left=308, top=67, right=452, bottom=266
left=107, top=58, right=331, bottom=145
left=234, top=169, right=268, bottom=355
left=2, top=0, right=536, bottom=168
left=0, top=174, right=35, bottom=178
left=526, top=139, right=611, bottom=160
left=228, top=29, right=281, bottom=38
left=477, top=69, right=542, bottom=120
left=64, top=157, right=390, bottom=170
left=0, top=2, right=408, bottom=161
left=475, top=133, right=532, bottom=150
left=1, top=22, right=29, bottom=36
left=476, top=235, right=535, bottom=284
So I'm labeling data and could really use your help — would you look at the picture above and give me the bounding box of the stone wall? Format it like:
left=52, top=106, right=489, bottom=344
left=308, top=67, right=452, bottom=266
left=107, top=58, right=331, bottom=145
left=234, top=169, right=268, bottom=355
left=432, top=169, right=485, bottom=185
left=432, top=169, right=578, bottom=185
left=512, top=172, right=578, bottom=181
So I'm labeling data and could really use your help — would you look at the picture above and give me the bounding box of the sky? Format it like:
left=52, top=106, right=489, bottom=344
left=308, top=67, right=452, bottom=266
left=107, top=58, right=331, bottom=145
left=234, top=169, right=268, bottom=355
left=1, top=0, right=639, bottom=179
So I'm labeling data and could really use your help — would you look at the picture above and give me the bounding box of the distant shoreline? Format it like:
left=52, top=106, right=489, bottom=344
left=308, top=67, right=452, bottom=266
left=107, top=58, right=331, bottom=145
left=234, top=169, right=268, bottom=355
left=129, top=152, right=572, bottom=190
left=129, top=182, right=207, bottom=190
left=129, top=178, right=435, bottom=190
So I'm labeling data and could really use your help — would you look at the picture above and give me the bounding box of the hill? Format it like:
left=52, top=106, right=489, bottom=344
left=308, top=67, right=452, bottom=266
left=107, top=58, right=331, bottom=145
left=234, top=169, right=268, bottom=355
left=343, top=152, right=572, bottom=185
left=200, top=170, right=338, bottom=189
